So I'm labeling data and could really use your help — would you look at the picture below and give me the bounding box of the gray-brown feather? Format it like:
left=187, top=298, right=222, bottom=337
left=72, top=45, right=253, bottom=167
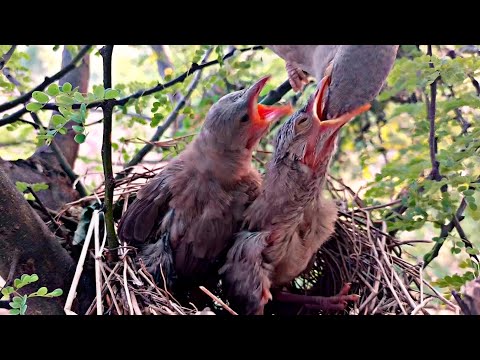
left=117, top=87, right=264, bottom=286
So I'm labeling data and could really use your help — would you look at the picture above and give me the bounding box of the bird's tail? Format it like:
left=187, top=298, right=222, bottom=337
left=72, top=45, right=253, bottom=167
left=219, top=232, right=272, bottom=315
left=139, top=231, right=177, bottom=290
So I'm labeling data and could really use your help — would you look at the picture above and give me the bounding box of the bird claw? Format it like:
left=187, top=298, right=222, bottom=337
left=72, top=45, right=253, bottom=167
left=305, top=283, right=360, bottom=313
left=286, top=62, right=309, bottom=92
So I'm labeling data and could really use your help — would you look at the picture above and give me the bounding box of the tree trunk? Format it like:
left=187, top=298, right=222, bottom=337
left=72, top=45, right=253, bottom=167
left=0, top=166, right=74, bottom=315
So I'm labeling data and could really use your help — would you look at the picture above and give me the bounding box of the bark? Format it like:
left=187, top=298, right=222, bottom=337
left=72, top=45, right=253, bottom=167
left=0, top=166, right=74, bottom=314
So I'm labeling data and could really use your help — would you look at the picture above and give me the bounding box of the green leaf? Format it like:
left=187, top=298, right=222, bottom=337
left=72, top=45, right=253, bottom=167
left=29, top=274, right=39, bottom=282
left=70, top=113, right=83, bottom=124
left=58, top=106, right=73, bottom=118
left=56, top=95, right=75, bottom=106
left=104, top=89, right=119, bottom=100
left=20, top=303, right=27, bottom=315
left=1, top=287, right=13, bottom=297
left=15, top=181, right=28, bottom=193
left=151, top=113, right=163, bottom=127
left=86, top=93, right=96, bottom=102
left=58, top=127, right=67, bottom=135
left=52, top=114, right=66, bottom=127
left=467, top=247, right=480, bottom=255
left=32, top=91, right=49, bottom=104
left=47, top=84, right=60, bottom=96
left=451, top=247, right=461, bottom=254
left=36, top=287, right=48, bottom=296
left=9, top=302, right=21, bottom=309
left=24, top=193, right=35, bottom=201
left=72, top=125, right=84, bottom=132
left=94, top=85, right=105, bottom=99
left=80, top=103, right=87, bottom=116
left=74, top=134, right=86, bottom=144
left=74, top=92, right=85, bottom=102
left=13, top=278, right=21, bottom=289
left=26, top=102, right=44, bottom=112
left=9, top=309, right=20, bottom=315
left=62, top=82, right=72, bottom=93
left=47, top=288, right=63, bottom=297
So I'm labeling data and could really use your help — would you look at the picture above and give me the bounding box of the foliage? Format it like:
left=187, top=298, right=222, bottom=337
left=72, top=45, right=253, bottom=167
left=1, top=44, right=480, bottom=304
left=0, top=274, right=63, bottom=315
left=15, top=181, right=49, bottom=201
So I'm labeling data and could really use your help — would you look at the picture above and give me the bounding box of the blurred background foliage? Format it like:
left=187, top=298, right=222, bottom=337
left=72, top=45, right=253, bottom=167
left=1, top=44, right=479, bottom=303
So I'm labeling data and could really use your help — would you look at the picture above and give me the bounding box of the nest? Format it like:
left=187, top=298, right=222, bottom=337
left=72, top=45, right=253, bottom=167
left=59, top=165, right=458, bottom=315
left=285, top=176, right=458, bottom=315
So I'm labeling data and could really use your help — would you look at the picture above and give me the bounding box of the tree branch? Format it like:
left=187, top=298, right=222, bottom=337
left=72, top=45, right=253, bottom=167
left=0, top=53, right=89, bottom=199
left=27, top=186, right=58, bottom=229
left=50, top=140, right=88, bottom=197
left=100, top=45, right=118, bottom=249
left=43, top=46, right=264, bottom=112
left=0, top=45, right=16, bottom=71
left=1, top=46, right=264, bottom=127
left=260, top=79, right=292, bottom=105
left=120, top=48, right=213, bottom=177
left=0, top=45, right=92, bottom=113
left=423, top=198, right=467, bottom=268
left=426, top=45, right=441, bottom=182
left=0, top=107, right=29, bottom=127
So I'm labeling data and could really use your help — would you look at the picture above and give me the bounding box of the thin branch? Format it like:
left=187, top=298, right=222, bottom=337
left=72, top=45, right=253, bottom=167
left=423, top=198, right=466, bottom=268
left=0, top=46, right=263, bottom=127
left=100, top=45, right=118, bottom=249
left=50, top=140, right=88, bottom=197
left=41, top=46, right=264, bottom=113
left=260, top=79, right=292, bottom=105
left=0, top=45, right=92, bottom=113
left=0, top=45, right=16, bottom=71
left=0, top=107, right=29, bottom=127
left=426, top=45, right=441, bottom=181
left=27, top=186, right=58, bottom=228
left=2, top=67, right=21, bottom=88
left=1, top=46, right=264, bottom=127
left=119, top=48, right=212, bottom=177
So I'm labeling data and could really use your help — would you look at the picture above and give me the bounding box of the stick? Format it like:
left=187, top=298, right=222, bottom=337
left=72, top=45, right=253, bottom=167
left=94, top=211, right=103, bottom=315
left=64, top=210, right=98, bottom=313
left=199, top=286, right=237, bottom=315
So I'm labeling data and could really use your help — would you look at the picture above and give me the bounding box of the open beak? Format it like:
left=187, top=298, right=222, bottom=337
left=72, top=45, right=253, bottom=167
left=307, top=74, right=371, bottom=132
left=245, top=76, right=293, bottom=149
left=303, top=75, right=371, bottom=168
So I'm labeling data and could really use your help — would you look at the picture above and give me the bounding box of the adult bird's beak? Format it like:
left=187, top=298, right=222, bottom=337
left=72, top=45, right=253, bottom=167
left=245, top=76, right=294, bottom=149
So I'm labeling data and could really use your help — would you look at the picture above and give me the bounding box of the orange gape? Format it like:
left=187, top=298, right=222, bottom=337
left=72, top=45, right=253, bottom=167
left=117, top=76, right=292, bottom=294
left=220, top=74, right=370, bottom=315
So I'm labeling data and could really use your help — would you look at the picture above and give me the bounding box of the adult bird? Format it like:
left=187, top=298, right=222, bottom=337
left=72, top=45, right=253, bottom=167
left=266, top=45, right=398, bottom=118
left=117, top=76, right=293, bottom=293
left=220, top=75, right=370, bottom=315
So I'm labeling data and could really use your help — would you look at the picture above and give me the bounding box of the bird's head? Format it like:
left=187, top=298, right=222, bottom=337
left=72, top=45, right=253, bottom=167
left=202, top=76, right=293, bottom=151
left=274, top=75, right=370, bottom=175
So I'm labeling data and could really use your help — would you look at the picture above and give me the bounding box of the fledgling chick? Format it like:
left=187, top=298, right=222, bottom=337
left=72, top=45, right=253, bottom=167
left=220, top=75, right=370, bottom=315
left=117, top=76, right=293, bottom=292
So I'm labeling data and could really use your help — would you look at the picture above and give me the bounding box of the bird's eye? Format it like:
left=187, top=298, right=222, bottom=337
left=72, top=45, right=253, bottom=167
left=240, top=114, right=249, bottom=123
left=296, top=117, right=309, bottom=127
